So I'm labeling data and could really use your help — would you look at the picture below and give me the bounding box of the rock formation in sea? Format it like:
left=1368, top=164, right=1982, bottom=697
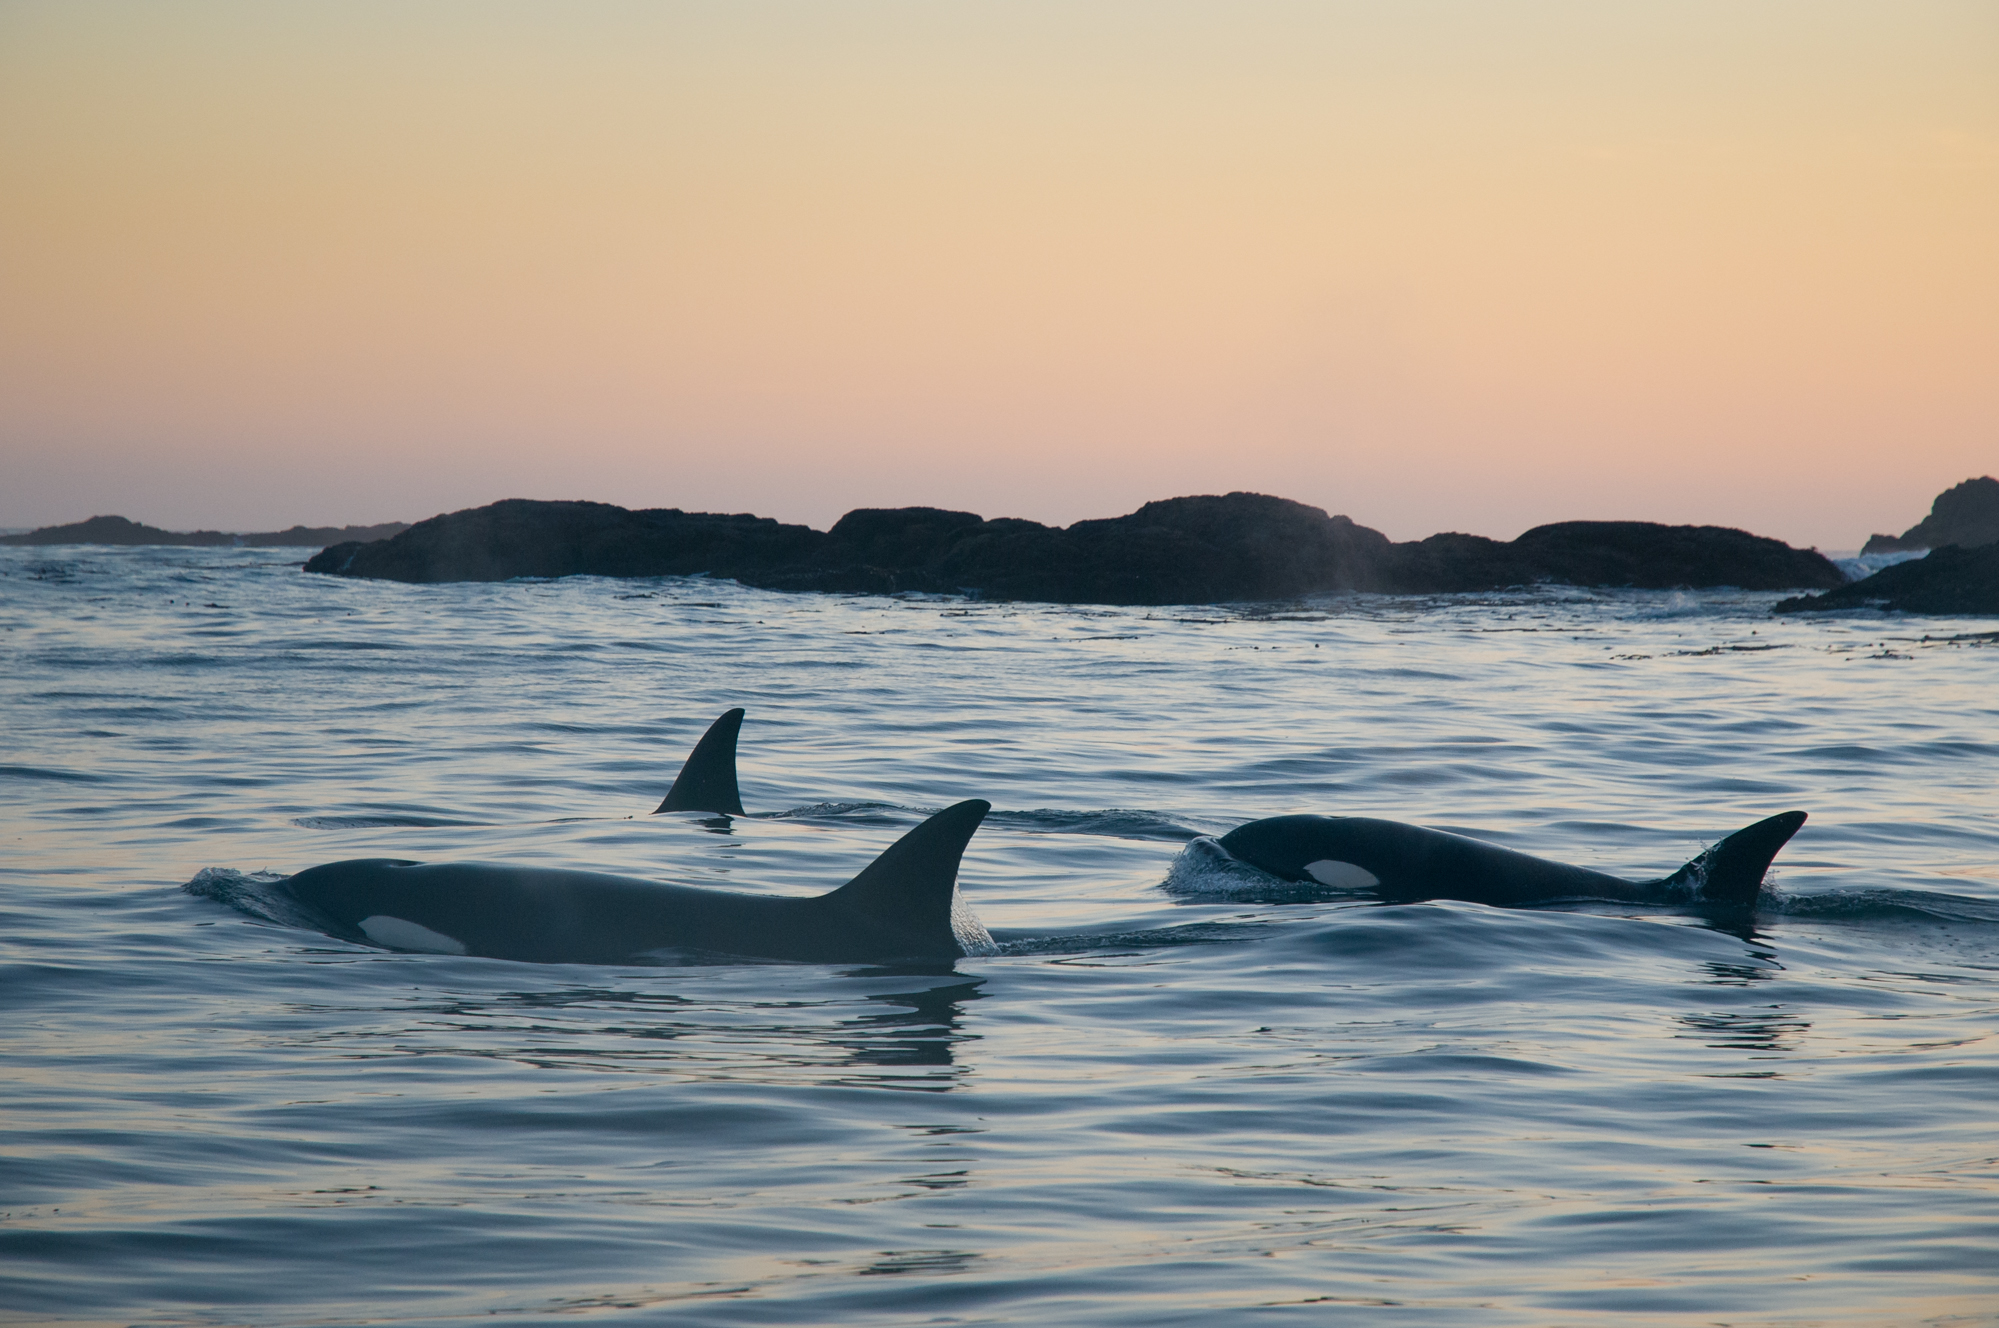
left=1384, top=521, right=1841, bottom=593
left=303, top=501, right=821, bottom=583
left=0, top=515, right=410, bottom=547
left=303, top=493, right=1845, bottom=604
left=1860, top=476, right=1999, bottom=555
left=746, top=495, right=1399, bottom=601
left=1773, top=543, right=1999, bottom=616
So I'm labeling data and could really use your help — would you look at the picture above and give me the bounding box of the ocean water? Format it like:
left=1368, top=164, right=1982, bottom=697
left=3, top=544, right=1996, bottom=1327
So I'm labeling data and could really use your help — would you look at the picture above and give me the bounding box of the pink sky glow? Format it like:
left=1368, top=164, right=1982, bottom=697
left=2, top=2, right=1994, bottom=549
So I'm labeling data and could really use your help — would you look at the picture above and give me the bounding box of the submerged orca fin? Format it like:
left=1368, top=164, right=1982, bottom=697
left=821, top=800, right=994, bottom=955
left=1653, top=811, right=1807, bottom=907
left=654, top=708, right=747, bottom=815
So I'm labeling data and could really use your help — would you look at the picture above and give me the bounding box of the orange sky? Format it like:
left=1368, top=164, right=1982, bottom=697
left=2, top=1, right=1994, bottom=548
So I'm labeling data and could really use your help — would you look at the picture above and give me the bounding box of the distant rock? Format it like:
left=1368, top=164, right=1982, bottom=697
left=1511, top=521, right=1842, bottom=591
left=745, top=507, right=997, bottom=595
left=306, top=493, right=1845, bottom=605
left=1773, top=543, right=1999, bottom=616
left=1860, top=476, right=1999, bottom=555
left=0, top=515, right=408, bottom=547
left=310, top=493, right=1395, bottom=603
left=750, top=494, right=1397, bottom=603
left=1379, top=521, right=1844, bottom=593
left=0, top=515, right=235, bottom=547
left=239, top=522, right=410, bottom=548
left=1035, top=493, right=1393, bottom=603
left=304, top=499, right=824, bottom=582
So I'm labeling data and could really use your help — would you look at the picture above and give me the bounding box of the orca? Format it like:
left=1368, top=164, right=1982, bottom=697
left=655, top=707, right=747, bottom=815
left=279, top=799, right=997, bottom=964
left=1199, top=810, right=1807, bottom=910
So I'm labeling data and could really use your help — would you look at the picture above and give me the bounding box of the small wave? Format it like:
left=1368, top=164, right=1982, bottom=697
left=13, top=559, right=95, bottom=582
left=1765, top=887, right=1999, bottom=927
left=991, top=918, right=1273, bottom=956
left=292, top=814, right=485, bottom=829
left=285, top=638, right=408, bottom=652
left=985, top=808, right=1203, bottom=841
left=770, top=804, right=1203, bottom=840
left=761, top=801, right=912, bottom=826
left=0, top=763, right=106, bottom=784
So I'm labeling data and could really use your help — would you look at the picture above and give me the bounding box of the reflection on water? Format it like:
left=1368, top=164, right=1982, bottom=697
left=284, top=975, right=991, bottom=1088
left=1677, top=1006, right=1812, bottom=1053
left=1697, top=954, right=1782, bottom=986
left=834, top=981, right=985, bottom=1076
left=855, top=1249, right=982, bottom=1276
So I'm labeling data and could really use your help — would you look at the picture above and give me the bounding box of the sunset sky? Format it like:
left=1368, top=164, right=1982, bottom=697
left=2, top=1, right=1993, bottom=548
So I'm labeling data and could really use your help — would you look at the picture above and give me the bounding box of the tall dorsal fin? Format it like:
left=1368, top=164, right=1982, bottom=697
left=821, top=800, right=993, bottom=954
left=654, top=708, right=746, bottom=815
left=1654, top=810, right=1807, bottom=906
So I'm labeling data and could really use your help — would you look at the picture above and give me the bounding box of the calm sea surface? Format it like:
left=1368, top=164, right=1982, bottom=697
left=3, top=545, right=1996, bottom=1327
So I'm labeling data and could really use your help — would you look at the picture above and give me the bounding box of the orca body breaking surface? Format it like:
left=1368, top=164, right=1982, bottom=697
left=1206, top=810, right=1807, bottom=910
left=281, top=799, right=995, bottom=964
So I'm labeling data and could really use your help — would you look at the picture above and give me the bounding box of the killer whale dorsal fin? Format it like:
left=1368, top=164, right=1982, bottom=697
left=654, top=708, right=747, bottom=815
left=822, top=800, right=994, bottom=955
left=1656, top=811, right=1807, bottom=906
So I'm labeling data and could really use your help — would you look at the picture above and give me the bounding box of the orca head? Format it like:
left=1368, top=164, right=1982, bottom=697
left=1215, top=815, right=1381, bottom=889
left=1164, top=836, right=1312, bottom=895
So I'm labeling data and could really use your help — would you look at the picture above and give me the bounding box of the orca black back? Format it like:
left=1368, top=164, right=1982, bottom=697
left=278, top=799, right=996, bottom=964
left=1213, top=810, right=1807, bottom=911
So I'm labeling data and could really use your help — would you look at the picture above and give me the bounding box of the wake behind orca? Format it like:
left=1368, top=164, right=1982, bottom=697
left=277, top=799, right=996, bottom=965
left=1192, top=811, right=1807, bottom=911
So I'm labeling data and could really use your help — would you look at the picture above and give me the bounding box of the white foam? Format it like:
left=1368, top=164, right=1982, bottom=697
left=950, top=887, right=998, bottom=957
left=359, top=915, right=468, bottom=955
left=1832, top=549, right=1928, bottom=582
left=1162, top=837, right=1281, bottom=894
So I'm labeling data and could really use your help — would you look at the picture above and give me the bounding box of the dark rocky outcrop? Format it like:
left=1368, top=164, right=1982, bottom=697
left=306, top=494, right=1393, bottom=603
left=1379, top=522, right=1841, bottom=593
left=305, top=493, right=1844, bottom=605
left=1774, top=543, right=1999, bottom=616
left=0, top=515, right=409, bottom=547
left=744, top=507, right=1002, bottom=595
left=746, top=494, right=1395, bottom=603
left=302, top=500, right=823, bottom=582
left=1035, top=494, right=1394, bottom=603
left=1860, top=476, right=1999, bottom=554
left=1505, top=521, right=1840, bottom=592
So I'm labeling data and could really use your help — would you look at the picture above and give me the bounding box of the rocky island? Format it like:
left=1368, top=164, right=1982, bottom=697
left=303, top=492, right=1844, bottom=605
left=1859, top=476, right=1999, bottom=555
left=1, top=514, right=409, bottom=548
left=1777, top=475, right=1999, bottom=616
left=1775, top=544, right=1999, bottom=616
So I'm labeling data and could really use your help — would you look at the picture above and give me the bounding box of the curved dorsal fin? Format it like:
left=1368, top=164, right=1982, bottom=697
left=1655, top=810, right=1807, bottom=906
left=822, top=800, right=992, bottom=953
left=654, top=708, right=747, bottom=815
